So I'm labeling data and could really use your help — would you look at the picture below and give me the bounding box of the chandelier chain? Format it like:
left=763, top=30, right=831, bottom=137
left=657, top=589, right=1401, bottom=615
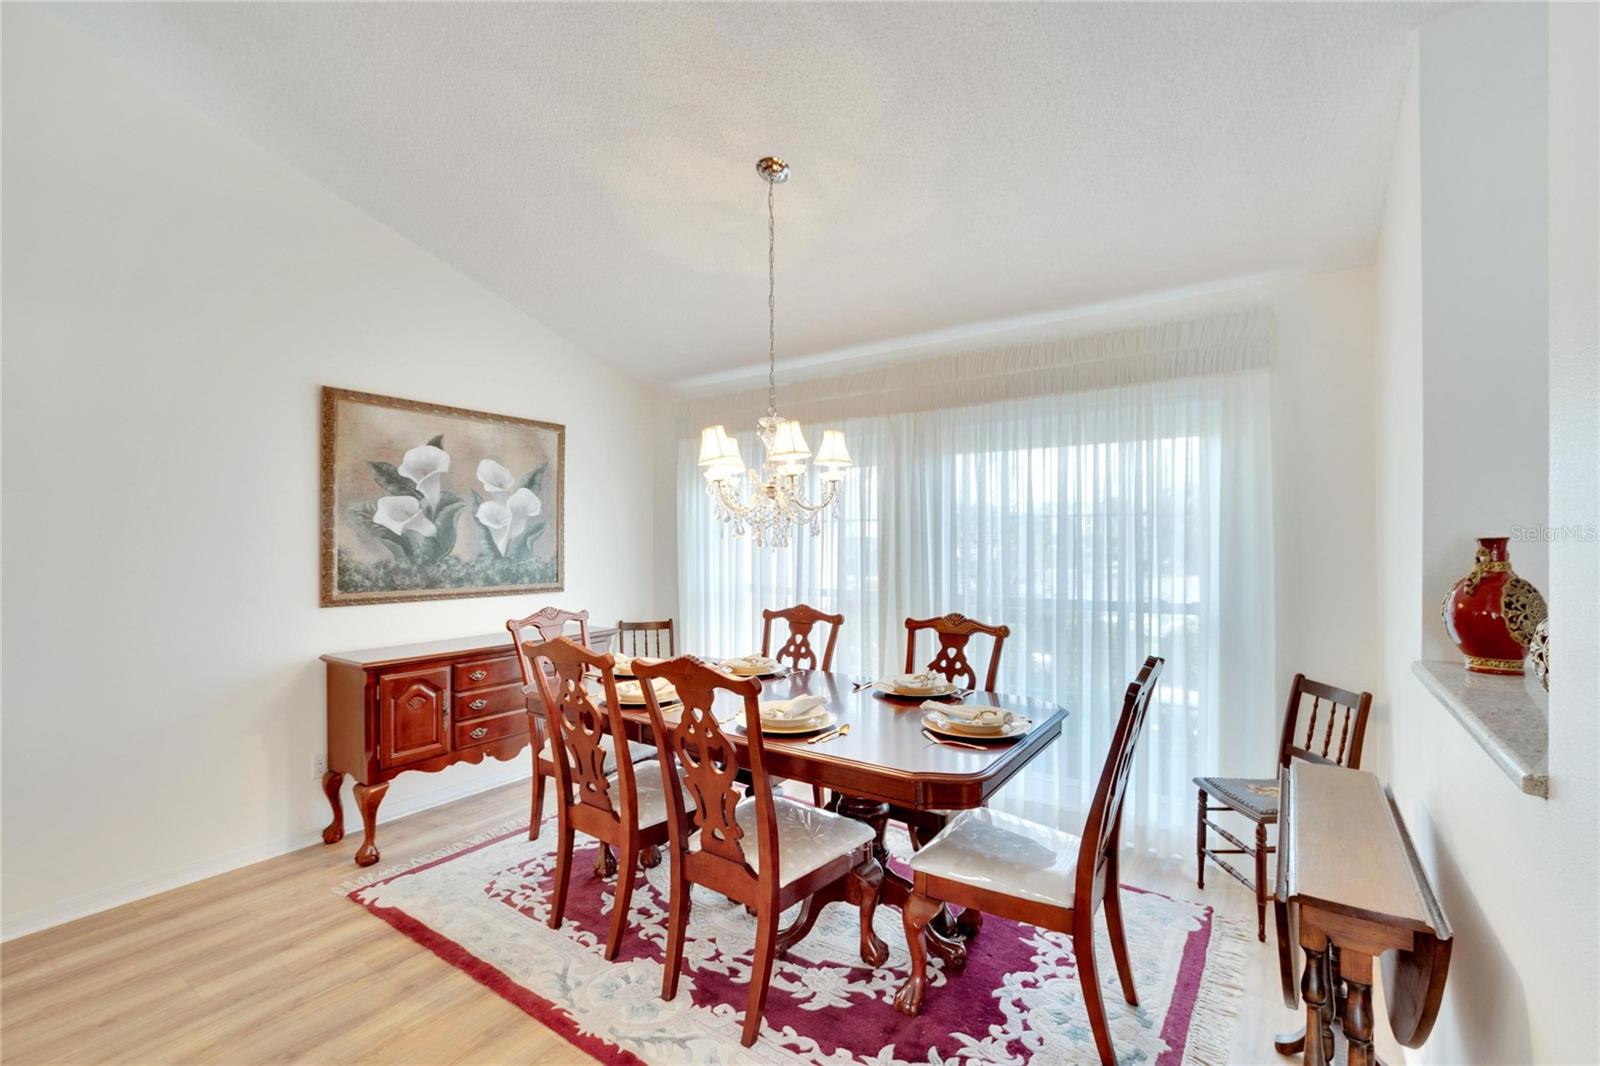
left=767, top=177, right=777, bottom=418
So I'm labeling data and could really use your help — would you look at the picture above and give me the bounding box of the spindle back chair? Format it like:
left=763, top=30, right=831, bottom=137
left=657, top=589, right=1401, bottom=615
left=1195, top=673, right=1374, bottom=939
left=616, top=618, right=675, bottom=659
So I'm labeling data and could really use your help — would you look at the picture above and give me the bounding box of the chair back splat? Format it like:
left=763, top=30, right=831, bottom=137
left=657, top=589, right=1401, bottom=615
left=904, top=612, right=1010, bottom=691
left=1076, top=656, right=1165, bottom=906
left=762, top=604, right=844, bottom=672
left=1277, top=674, right=1374, bottom=770
left=617, top=618, right=676, bottom=659
left=524, top=636, right=635, bottom=824
left=507, top=607, right=591, bottom=690
left=632, top=656, right=775, bottom=898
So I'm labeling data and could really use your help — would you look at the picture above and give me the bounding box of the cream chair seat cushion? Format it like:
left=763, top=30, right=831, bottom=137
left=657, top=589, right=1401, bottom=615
left=689, top=795, right=874, bottom=885
left=538, top=736, right=656, bottom=771
left=908, top=807, right=1081, bottom=910
left=605, top=762, right=695, bottom=830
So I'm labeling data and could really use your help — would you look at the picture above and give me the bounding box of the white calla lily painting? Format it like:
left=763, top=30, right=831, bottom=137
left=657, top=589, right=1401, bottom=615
left=321, top=388, right=563, bottom=605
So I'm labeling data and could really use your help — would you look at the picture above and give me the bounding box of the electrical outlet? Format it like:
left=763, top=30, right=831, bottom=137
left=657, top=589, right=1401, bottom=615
left=314, top=753, right=328, bottom=778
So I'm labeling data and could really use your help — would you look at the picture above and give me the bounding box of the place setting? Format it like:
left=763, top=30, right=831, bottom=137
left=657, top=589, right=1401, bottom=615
left=717, top=653, right=788, bottom=680
left=859, top=671, right=971, bottom=702
left=736, top=693, right=848, bottom=745
left=919, top=702, right=1032, bottom=750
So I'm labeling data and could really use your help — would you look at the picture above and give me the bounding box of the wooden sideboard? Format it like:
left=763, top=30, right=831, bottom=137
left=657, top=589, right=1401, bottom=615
left=321, top=628, right=615, bottom=866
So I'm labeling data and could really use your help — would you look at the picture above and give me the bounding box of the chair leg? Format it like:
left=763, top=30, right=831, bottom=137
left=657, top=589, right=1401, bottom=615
left=547, top=817, right=575, bottom=930
left=1195, top=787, right=1206, bottom=889
left=529, top=751, right=546, bottom=841
left=605, top=840, right=639, bottom=962
left=1255, top=820, right=1269, bottom=942
left=661, top=850, right=690, bottom=1001
left=850, top=856, right=888, bottom=966
left=742, top=905, right=780, bottom=1047
left=893, top=891, right=941, bottom=1016
left=1074, top=916, right=1117, bottom=1066
left=1103, top=884, right=1139, bottom=1006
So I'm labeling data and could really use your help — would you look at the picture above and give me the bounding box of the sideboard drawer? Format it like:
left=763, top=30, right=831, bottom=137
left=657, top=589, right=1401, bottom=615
left=453, top=709, right=529, bottom=750
left=456, top=682, right=526, bottom=721
left=454, top=654, right=521, bottom=692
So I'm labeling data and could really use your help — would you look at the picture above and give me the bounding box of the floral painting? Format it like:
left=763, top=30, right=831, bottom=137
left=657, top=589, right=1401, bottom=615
left=320, top=387, right=563, bottom=606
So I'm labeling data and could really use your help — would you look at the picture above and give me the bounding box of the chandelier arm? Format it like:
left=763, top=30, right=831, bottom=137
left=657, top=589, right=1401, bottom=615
left=712, top=481, right=761, bottom=518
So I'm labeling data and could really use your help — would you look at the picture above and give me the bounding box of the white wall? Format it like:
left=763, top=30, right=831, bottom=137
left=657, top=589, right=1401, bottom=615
left=1378, top=5, right=1598, bottom=1062
left=0, top=10, right=659, bottom=938
left=662, top=268, right=1383, bottom=717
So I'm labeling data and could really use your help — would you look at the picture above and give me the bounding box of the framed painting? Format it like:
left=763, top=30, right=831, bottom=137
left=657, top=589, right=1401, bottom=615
left=320, top=387, right=564, bottom=606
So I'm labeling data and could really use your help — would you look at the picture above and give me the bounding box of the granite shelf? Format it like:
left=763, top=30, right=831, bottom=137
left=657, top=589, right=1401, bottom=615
left=1412, top=660, right=1549, bottom=798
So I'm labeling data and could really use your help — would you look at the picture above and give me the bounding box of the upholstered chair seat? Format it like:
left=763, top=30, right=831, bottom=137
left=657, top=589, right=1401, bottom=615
left=689, top=795, right=874, bottom=882
left=608, top=762, right=696, bottom=829
left=908, top=808, right=1082, bottom=911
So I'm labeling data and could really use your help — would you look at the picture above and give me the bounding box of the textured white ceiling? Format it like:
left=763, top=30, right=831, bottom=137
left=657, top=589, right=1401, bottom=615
left=44, top=3, right=1449, bottom=382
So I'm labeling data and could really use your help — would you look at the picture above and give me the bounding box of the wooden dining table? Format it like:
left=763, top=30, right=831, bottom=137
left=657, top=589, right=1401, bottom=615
left=607, top=667, right=1070, bottom=956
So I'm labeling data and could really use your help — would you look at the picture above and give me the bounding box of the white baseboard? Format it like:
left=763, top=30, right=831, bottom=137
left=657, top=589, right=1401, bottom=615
left=0, top=772, right=532, bottom=942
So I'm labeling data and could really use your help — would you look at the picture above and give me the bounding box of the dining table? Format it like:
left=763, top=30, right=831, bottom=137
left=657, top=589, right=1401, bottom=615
left=608, top=666, right=1070, bottom=959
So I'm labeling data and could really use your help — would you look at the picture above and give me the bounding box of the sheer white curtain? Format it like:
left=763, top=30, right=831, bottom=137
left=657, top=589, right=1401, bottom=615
left=676, top=310, right=1277, bottom=856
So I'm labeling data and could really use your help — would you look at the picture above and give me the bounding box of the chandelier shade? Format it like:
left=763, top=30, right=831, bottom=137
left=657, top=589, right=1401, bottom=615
left=697, top=156, right=851, bottom=549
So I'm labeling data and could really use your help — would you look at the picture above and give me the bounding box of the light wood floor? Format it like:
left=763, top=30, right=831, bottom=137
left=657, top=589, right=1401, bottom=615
left=1, top=781, right=1400, bottom=1064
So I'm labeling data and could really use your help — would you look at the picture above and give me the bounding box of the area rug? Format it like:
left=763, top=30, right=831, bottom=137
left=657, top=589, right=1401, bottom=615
left=338, top=818, right=1247, bottom=1065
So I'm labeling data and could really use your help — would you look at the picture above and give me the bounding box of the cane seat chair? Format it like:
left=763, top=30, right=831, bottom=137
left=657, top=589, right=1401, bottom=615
left=762, top=604, right=845, bottom=806
left=1194, top=673, right=1373, bottom=940
left=508, top=608, right=652, bottom=841
left=523, top=636, right=693, bottom=960
left=894, top=656, right=1166, bottom=1066
left=633, top=655, right=887, bottom=1047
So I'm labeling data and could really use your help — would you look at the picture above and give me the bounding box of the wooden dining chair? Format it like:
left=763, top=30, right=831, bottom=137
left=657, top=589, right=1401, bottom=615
left=762, top=604, right=844, bottom=807
left=1194, top=673, right=1373, bottom=941
left=761, top=604, right=844, bottom=672
left=616, top=618, right=675, bottom=659
left=894, top=656, right=1165, bottom=1066
left=523, top=636, right=685, bottom=961
left=904, top=612, right=1010, bottom=692
left=632, top=654, right=887, bottom=1047
left=508, top=607, right=653, bottom=841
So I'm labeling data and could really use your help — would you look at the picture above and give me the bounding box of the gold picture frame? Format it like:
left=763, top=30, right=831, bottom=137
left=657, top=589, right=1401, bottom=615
left=320, top=387, right=565, bottom=606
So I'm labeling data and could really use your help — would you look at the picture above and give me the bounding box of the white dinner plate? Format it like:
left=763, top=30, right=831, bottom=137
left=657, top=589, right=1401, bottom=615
left=921, top=710, right=1030, bottom=742
left=613, top=679, right=680, bottom=706
left=749, top=710, right=837, bottom=736
left=873, top=679, right=962, bottom=699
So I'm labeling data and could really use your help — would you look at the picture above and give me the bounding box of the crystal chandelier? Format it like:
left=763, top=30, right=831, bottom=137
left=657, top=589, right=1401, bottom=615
left=698, top=156, right=852, bottom=549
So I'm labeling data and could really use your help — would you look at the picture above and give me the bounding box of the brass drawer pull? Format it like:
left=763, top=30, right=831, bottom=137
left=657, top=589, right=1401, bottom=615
left=469, top=698, right=488, bottom=711
left=469, top=726, right=489, bottom=740
left=469, top=669, right=488, bottom=682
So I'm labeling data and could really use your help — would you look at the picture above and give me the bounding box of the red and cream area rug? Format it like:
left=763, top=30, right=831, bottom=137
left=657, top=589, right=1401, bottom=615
left=339, top=819, right=1247, bottom=1065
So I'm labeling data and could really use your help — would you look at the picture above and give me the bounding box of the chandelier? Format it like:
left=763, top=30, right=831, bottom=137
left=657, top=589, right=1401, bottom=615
left=697, top=156, right=852, bottom=549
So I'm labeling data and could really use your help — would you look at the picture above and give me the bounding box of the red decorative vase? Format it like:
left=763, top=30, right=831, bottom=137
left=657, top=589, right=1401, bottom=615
left=1440, top=537, right=1547, bottom=674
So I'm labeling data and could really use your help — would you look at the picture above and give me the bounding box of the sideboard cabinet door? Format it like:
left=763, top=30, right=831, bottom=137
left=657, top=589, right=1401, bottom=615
left=378, top=666, right=451, bottom=769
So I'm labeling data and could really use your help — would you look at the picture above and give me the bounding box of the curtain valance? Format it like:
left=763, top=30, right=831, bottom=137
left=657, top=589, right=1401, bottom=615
left=676, top=307, right=1274, bottom=434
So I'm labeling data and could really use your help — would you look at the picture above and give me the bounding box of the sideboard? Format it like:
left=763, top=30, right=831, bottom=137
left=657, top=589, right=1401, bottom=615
left=321, top=628, right=616, bottom=866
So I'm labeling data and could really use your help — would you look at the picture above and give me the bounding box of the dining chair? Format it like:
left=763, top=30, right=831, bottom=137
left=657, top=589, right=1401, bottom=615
left=1194, top=673, right=1373, bottom=940
left=508, top=608, right=653, bottom=842
left=632, top=654, right=887, bottom=1047
left=903, top=612, right=1010, bottom=692
left=894, top=655, right=1165, bottom=1066
left=761, top=604, right=844, bottom=673
left=762, top=604, right=844, bottom=807
left=616, top=618, right=675, bottom=659
left=523, top=635, right=685, bottom=961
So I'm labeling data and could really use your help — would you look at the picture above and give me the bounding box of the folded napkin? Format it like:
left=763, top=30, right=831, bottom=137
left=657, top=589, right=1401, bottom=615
left=760, top=694, right=827, bottom=720
left=893, top=672, right=948, bottom=692
left=924, top=701, right=1015, bottom=727
left=724, top=654, right=779, bottom=676
left=617, top=677, right=675, bottom=701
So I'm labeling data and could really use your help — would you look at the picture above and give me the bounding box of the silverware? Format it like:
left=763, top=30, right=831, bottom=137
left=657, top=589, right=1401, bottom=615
left=808, top=723, right=851, bottom=745
left=921, top=727, right=988, bottom=751
left=851, top=678, right=876, bottom=692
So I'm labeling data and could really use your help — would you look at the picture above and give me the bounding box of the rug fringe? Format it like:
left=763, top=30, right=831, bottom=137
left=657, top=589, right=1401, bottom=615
left=1181, top=910, right=1253, bottom=1066
left=332, top=817, right=529, bottom=895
